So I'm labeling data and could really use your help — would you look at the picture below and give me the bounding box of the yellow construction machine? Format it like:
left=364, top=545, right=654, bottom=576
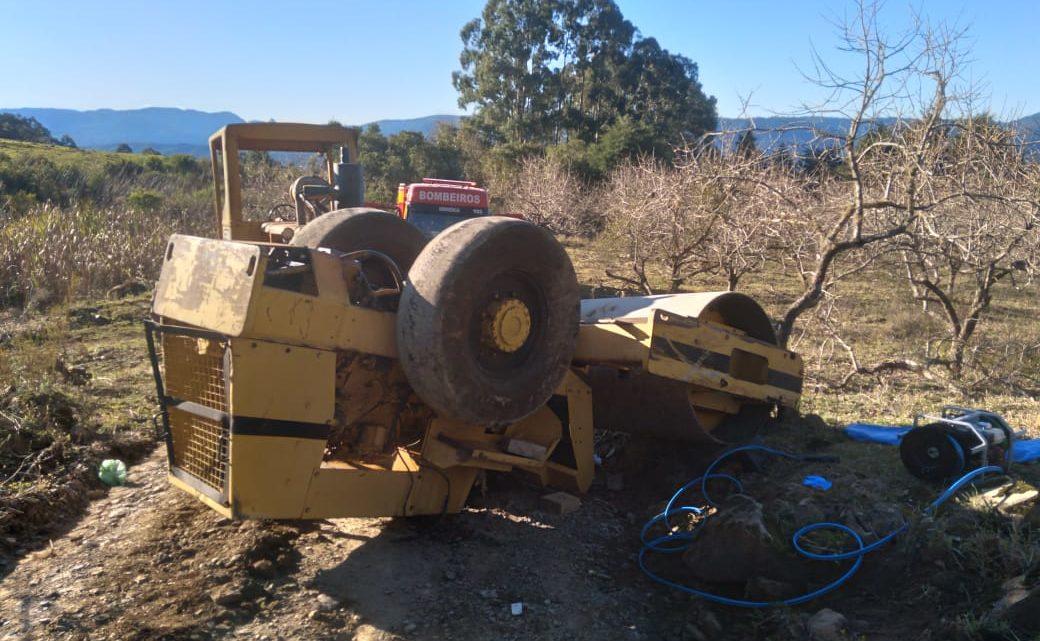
left=145, top=123, right=803, bottom=519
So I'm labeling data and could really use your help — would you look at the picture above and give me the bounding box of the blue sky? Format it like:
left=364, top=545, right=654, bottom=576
left=1, top=1, right=1037, bottom=123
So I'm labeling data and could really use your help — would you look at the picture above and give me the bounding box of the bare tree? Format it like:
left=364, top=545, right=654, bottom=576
left=699, top=159, right=794, bottom=291
left=897, top=118, right=1040, bottom=375
left=509, top=155, right=600, bottom=236
left=769, top=0, right=980, bottom=348
left=601, top=155, right=725, bottom=293
left=600, top=142, right=801, bottom=295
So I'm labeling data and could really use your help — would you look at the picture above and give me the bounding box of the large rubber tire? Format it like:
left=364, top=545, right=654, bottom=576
left=290, top=208, right=428, bottom=282
left=397, top=217, right=580, bottom=426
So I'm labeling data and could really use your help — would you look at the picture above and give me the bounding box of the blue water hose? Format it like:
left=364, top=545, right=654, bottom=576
left=638, top=444, right=1006, bottom=607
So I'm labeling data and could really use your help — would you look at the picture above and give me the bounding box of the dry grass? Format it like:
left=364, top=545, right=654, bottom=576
left=0, top=203, right=209, bottom=308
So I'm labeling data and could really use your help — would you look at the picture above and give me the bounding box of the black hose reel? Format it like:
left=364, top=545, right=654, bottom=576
left=899, top=406, right=1014, bottom=482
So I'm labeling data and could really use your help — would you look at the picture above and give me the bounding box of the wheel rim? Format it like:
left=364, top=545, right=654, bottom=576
left=467, top=270, right=547, bottom=376
left=482, top=297, right=532, bottom=353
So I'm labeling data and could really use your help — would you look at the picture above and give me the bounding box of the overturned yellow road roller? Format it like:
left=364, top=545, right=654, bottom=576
left=146, top=214, right=802, bottom=519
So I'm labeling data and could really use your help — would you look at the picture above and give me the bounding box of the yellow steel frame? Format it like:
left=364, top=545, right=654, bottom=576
left=168, top=361, right=593, bottom=519
left=154, top=234, right=801, bottom=521
left=209, top=122, right=360, bottom=242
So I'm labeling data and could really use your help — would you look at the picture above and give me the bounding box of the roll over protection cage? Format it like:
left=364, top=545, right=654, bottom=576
left=209, top=122, right=363, bottom=242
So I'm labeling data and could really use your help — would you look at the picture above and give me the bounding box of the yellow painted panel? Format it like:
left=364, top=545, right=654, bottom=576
left=503, top=406, right=562, bottom=455
left=152, top=234, right=263, bottom=335
left=303, top=451, right=478, bottom=517
left=647, top=310, right=803, bottom=406
left=228, top=338, right=334, bottom=424
left=244, top=287, right=397, bottom=358
left=649, top=357, right=800, bottom=406
left=652, top=313, right=803, bottom=377
left=229, top=435, right=325, bottom=519
left=304, top=466, right=415, bottom=517
left=574, top=322, right=652, bottom=366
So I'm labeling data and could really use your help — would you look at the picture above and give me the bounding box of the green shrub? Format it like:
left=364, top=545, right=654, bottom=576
left=127, top=190, right=163, bottom=212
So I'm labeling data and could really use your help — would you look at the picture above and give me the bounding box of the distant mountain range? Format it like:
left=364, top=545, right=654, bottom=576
left=0, top=107, right=1036, bottom=157
left=0, top=107, right=463, bottom=156
left=3, top=107, right=244, bottom=154
left=364, top=114, right=462, bottom=137
left=718, top=115, right=1040, bottom=154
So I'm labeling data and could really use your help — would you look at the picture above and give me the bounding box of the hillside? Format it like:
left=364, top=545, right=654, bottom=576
left=0, top=107, right=464, bottom=156
left=5, top=106, right=1036, bottom=158
left=720, top=113, right=1040, bottom=154
left=366, top=114, right=462, bottom=136
left=4, top=108, right=1040, bottom=640
left=3, top=107, right=244, bottom=155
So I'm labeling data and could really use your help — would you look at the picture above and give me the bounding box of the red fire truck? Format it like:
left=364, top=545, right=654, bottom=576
left=394, top=178, right=490, bottom=236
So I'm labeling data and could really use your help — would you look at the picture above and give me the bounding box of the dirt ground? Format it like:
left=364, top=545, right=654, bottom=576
left=2, top=427, right=1037, bottom=641
left=0, top=443, right=728, bottom=641
left=2, top=299, right=1039, bottom=641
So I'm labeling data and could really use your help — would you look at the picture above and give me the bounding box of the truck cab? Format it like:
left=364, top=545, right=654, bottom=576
left=395, top=178, right=490, bottom=237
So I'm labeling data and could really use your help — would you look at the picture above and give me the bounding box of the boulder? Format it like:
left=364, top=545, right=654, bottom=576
left=806, top=608, right=848, bottom=641
left=682, top=494, right=772, bottom=584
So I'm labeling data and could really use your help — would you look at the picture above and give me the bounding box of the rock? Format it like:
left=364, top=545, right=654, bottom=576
left=316, top=594, right=339, bottom=611
left=806, top=608, right=848, bottom=641
left=802, top=413, right=830, bottom=431
left=67, top=306, right=111, bottom=327
left=478, top=589, right=498, bottom=600
left=353, top=624, right=395, bottom=641
left=695, top=609, right=722, bottom=637
left=539, top=491, right=581, bottom=515
left=403, top=622, right=417, bottom=633
left=682, top=622, right=708, bottom=641
left=930, top=570, right=964, bottom=593
left=607, top=473, right=625, bottom=492
left=250, top=559, right=276, bottom=577
left=106, top=280, right=149, bottom=299
left=209, top=584, right=245, bottom=607
left=745, top=576, right=798, bottom=602
left=849, top=503, right=904, bottom=542
left=682, top=494, right=773, bottom=583
left=971, top=480, right=1038, bottom=510
left=212, top=579, right=262, bottom=608
left=1000, top=584, right=1040, bottom=637
left=792, top=497, right=825, bottom=527
left=992, top=575, right=1030, bottom=614
left=1023, top=501, right=1040, bottom=530
left=209, top=573, right=231, bottom=586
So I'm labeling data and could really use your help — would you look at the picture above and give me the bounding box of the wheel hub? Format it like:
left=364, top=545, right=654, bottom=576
left=482, top=298, right=531, bottom=353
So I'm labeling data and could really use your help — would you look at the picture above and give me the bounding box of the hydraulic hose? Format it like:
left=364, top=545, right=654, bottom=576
left=638, top=444, right=1006, bottom=607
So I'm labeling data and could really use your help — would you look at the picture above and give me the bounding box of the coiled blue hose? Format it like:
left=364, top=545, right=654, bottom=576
left=638, top=444, right=1006, bottom=607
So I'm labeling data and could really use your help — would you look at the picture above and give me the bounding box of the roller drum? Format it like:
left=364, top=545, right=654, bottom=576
left=583, top=290, right=781, bottom=443
left=587, top=366, right=771, bottom=443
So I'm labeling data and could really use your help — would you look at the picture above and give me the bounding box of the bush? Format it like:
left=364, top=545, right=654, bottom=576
left=507, top=155, right=602, bottom=236
left=127, top=190, right=163, bottom=212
